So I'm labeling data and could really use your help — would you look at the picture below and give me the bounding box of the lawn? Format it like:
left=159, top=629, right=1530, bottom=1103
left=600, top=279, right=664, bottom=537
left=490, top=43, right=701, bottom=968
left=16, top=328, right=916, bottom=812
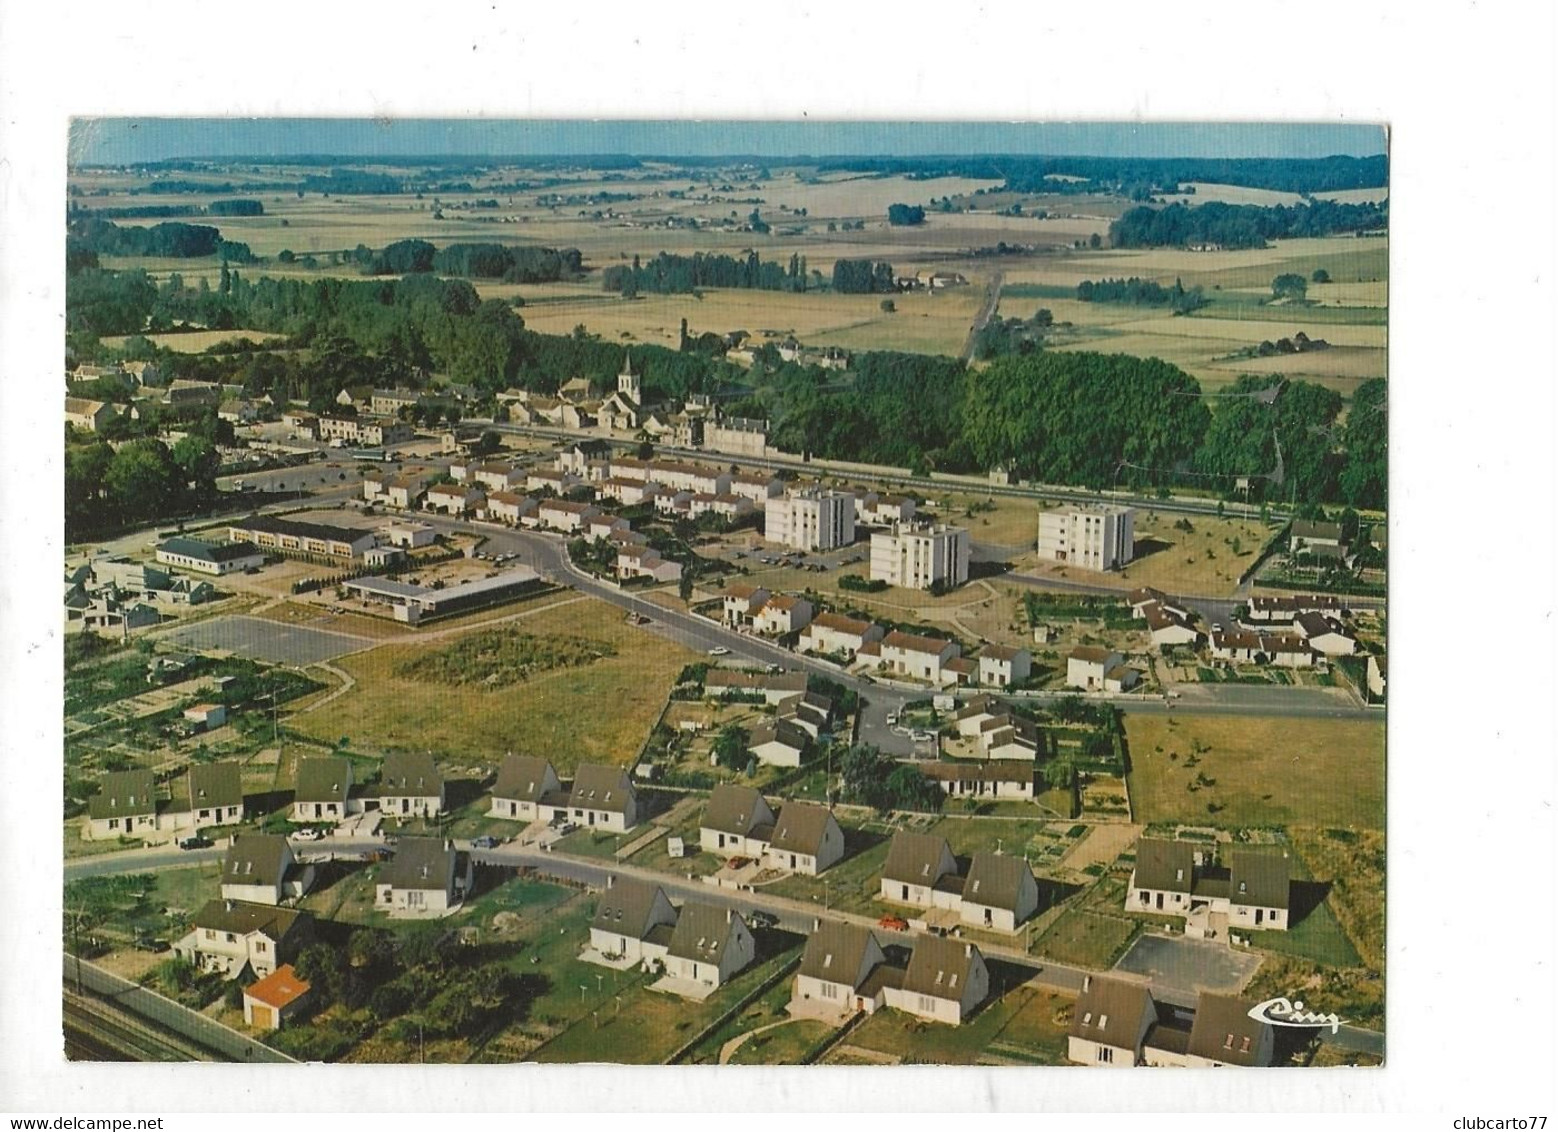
left=288, top=597, right=698, bottom=770
left=1245, top=898, right=1361, bottom=968
left=1032, top=908, right=1139, bottom=968
left=1125, top=713, right=1385, bottom=830
left=844, top=980, right=1072, bottom=1065
left=727, top=1019, right=835, bottom=1065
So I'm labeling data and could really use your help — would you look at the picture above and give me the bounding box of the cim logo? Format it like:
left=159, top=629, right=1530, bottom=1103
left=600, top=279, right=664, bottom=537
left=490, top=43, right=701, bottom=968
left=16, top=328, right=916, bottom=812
left=1247, top=996, right=1346, bottom=1034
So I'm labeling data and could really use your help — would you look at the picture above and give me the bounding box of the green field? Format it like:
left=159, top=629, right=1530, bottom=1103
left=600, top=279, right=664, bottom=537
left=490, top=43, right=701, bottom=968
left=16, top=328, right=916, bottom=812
left=1125, top=714, right=1385, bottom=830
left=842, top=980, right=1071, bottom=1065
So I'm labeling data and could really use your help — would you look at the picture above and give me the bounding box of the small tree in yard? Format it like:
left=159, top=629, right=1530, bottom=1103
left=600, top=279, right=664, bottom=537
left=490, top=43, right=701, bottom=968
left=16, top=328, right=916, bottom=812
left=880, top=298, right=896, bottom=313
left=712, top=724, right=750, bottom=771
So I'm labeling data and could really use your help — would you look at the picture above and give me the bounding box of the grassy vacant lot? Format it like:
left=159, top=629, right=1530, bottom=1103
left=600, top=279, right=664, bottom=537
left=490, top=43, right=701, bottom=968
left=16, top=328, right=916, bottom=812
left=843, top=980, right=1072, bottom=1065
left=1288, top=825, right=1385, bottom=971
left=288, top=597, right=697, bottom=770
left=1032, top=908, right=1139, bottom=968
left=1125, top=714, right=1385, bottom=830
left=727, top=1018, right=835, bottom=1065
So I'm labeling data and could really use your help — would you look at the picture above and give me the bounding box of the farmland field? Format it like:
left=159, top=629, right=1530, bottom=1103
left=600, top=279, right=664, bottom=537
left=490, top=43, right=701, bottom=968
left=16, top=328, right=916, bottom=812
left=1125, top=714, right=1386, bottom=830
left=100, top=328, right=288, bottom=352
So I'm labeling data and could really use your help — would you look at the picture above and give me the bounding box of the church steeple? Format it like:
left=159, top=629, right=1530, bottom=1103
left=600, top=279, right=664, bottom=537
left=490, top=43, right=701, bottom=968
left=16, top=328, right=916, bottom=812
left=618, top=350, right=641, bottom=402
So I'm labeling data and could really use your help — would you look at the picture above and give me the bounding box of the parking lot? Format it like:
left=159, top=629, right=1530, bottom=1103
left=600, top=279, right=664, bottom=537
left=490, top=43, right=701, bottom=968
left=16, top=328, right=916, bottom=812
left=163, top=615, right=373, bottom=666
left=1113, top=933, right=1262, bottom=998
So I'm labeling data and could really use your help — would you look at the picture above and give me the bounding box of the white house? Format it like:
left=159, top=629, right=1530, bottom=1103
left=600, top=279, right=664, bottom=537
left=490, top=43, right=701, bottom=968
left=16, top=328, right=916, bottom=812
left=799, top=612, right=885, bottom=659
left=791, top=921, right=889, bottom=1018
left=1066, top=647, right=1124, bottom=691
left=663, top=904, right=756, bottom=990
left=589, top=878, right=678, bottom=967
left=156, top=537, right=264, bottom=576
left=616, top=546, right=682, bottom=583
left=977, top=645, right=1031, bottom=688
left=883, top=937, right=989, bottom=1026
left=538, top=499, right=600, bottom=533
left=753, top=594, right=814, bottom=636
left=82, top=769, right=159, bottom=842
left=1366, top=653, right=1387, bottom=702
left=875, top=631, right=961, bottom=685
left=762, top=801, right=845, bottom=876
left=747, top=718, right=810, bottom=768
left=1067, top=976, right=1161, bottom=1067
left=425, top=483, right=485, bottom=516
left=375, top=837, right=471, bottom=917
left=220, top=835, right=315, bottom=906
left=378, top=752, right=445, bottom=819
left=489, top=755, right=565, bottom=821
left=700, top=784, right=776, bottom=858
left=959, top=852, right=1040, bottom=933
left=920, top=762, right=1037, bottom=803
left=173, top=900, right=313, bottom=980
left=880, top=831, right=961, bottom=909
left=566, top=763, right=639, bottom=831
left=1294, top=612, right=1357, bottom=657
left=290, top=757, right=359, bottom=823
left=483, top=491, right=538, bottom=526
left=721, top=584, right=770, bottom=629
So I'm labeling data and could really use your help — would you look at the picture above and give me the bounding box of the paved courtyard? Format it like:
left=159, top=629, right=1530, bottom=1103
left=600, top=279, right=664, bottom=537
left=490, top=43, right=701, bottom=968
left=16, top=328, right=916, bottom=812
left=163, top=615, right=371, bottom=665
left=1113, top=933, right=1262, bottom=999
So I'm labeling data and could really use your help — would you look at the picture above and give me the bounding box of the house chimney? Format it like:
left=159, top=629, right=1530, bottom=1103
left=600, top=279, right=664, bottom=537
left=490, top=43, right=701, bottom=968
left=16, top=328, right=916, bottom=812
left=1083, top=974, right=1092, bottom=993
left=607, top=875, right=616, bottom=890
left=225, top=900, right=233, bottom=912
left=726, top=907, right=733, bottom=924
left=813, top=917, right=821, bottom=932
left=964, top=942, right=972, bottom=958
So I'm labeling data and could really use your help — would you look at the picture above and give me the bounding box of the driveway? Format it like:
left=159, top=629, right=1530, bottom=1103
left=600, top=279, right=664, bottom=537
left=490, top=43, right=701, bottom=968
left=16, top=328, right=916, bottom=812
left=1113, top=933, right=1262, bottom=1001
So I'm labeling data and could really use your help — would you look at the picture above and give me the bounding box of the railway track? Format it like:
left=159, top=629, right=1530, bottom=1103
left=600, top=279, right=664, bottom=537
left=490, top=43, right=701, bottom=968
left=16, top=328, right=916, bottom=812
left=63, top=991, right=224, bottom=1063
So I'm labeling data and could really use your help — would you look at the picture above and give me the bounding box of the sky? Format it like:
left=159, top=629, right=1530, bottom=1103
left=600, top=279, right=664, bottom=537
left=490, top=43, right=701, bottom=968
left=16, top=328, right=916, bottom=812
left=69, top=119, right=1387, bottom=166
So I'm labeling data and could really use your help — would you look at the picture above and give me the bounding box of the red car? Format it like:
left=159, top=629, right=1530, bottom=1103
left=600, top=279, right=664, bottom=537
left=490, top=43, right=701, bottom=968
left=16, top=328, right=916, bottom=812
left=727, top=857, right=751, bottom=870
left=877, top=915, right=910, bottom=931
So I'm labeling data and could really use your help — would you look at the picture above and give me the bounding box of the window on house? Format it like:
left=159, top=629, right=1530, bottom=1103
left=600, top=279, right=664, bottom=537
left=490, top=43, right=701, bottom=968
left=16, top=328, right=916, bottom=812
left=1097, top=1047, right=1114, bottom=1064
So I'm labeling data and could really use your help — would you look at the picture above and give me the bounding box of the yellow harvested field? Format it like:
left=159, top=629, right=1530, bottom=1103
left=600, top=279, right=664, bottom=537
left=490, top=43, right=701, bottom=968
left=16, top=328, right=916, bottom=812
left=286, top=597, right=697, bottom=769
left=1309, top=280, right=1389, bottom=307
left=1161, top=182, right=1308, bottom=208
left=1312, top=187, right=1391, bottom=205
left=1114, top=314, right=1385, bottom=350
left=100, top=328, right=287, bottom=352
left=1204, top=345, right=1386, bottom=382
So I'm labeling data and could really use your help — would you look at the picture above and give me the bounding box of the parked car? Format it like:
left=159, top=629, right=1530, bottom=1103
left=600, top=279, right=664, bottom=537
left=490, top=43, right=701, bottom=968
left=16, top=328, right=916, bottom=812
left=877, top=915, right=910, bottom=932
left=292, top=827, right=325, bottom=842
left=727, top=857, right=752, bottom=870
left=886, top=713, right=899, bottom=726
left=766, top=663, right=785, bottom=674
left=708, top=646, right=731, bottom=656
left=470, top=835, right=501, bottom=849
left=177, top=835, right=212, bottom=850
left=911, top=730, right=936, bottom=743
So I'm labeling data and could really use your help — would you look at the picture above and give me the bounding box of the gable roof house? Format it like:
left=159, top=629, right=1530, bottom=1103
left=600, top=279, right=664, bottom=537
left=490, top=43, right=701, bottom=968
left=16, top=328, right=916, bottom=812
left=876, top=631, right=961, bottom=686
left=977, top=645, right=1032, bottom=688
left=884, top=937, right=989, bottom=1026
left=704, top=668, right=808, bottom=705
left=1366, top=653, right=1387, bottom=702
left=791, top=921, right=892, bottom=1020
left=588, top=878, right=678, bottom=967
left=959, top=852, right=1040, bottom=933
left=291, top=757, right=360, bottom=823
left=83, top=769, right=161, bottom=841
left=378, top=752, right=446, bottom=819
left=1126, top=837, right=1198, bottom=916
left=178, top=762, right=246, bottom=831
left=221, top=834, right=315, bottom=906
left=242, top=964, right=312, bottom=1031
left=919, top=761, right=1037, bottom=803
left=1227, top=849, right=1292, bottom=931
left=1142, top=601, right=1201, bottom=650
left=1294, top=611, right=1357, bottom=657
left=173, top=900, right=313, bottom=980
left=375, top=837, right=471, bottom=917
left=1185, top=993, right=1278, bottom=1067
left=799, top=611, right=885, bottom=659
left=753, top=593, right=814, bottom=636
left=721, top=583, right=770, bottom=629
left=880, top=831, right=962, bottom=909
left=762, top=801, right=845, bottom=876
left=1066, top=647, right=1124, bottom=691
left=566, top=763, right=640, bottom=832
left=700, top=784, right=776, bottom=858
left=663, top=903, right=756, bottom=990
left=489, top=755, right=565, bottom=821
left=1067, top=975, right=1162, bottom=1067
left=1290, top=519, right=1346, bottom=553
left=746, top=717, right=811, bottom=768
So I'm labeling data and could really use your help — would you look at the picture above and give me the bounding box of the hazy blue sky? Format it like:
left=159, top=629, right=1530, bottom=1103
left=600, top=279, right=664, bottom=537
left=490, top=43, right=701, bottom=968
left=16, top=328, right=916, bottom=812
left=70, top=119, right=1386, bottom=165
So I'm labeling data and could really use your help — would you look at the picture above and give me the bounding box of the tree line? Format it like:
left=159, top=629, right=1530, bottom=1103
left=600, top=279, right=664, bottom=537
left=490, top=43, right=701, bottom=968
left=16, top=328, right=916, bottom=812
left=68, top=218, right=255, bottom=263
left=1077, top=276, right=1208, bottom=312
left=350, top=239, right=583, bottom=282
left=830, top=259, right=896, bottom=294
left=1108, top=199, right=1387, bottom=250
left=600, top=250, right=808, bottom=296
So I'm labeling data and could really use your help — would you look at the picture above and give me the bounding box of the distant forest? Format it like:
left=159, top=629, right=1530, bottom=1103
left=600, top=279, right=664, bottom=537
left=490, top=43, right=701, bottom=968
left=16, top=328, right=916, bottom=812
left=1108, top=199, right=1387, bottom=249
left=601, top=251, right=809, bottom=296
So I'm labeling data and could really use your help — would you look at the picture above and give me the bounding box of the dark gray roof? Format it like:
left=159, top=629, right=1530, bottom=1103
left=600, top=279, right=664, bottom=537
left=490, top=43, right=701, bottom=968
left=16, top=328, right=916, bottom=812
left=1132, top=838, right=1195, bottom=894
left=379, top=837, right=456, bottom=891
left=569, top=763, right=635, bottom=814
left=294, top=757, right=352, bottom=804
left=1292, top=519, right=1344, bottom=541
left=667, top=903, right=745, bottom=964
left=703, top=784, right=774, bottom=838
left=1070, top=976, right=1159, bottom=1045
left=493, top=756, right=558, bottom=803
left=768, top=802, right=838, bottom=855
left=223, top=835, right=290, bottom=888
left=962, top=852, right=1033, bottom=912
left=900, top=936, right=982, bottom=1000
left=1229, top=849, right=1291, bottom=910
left=1187, top=994, right=1272, bottom=1065
left=188, top=762, right=243, bottom=810
left=592, top=879, right=672, bottom=940
left=380, top=752, right=443, bottom=795
left=881, top=831, right=956, bottom=886
left=748, top=718, right=810, bottom=753
left=192, top=899, right=310, bottom=941
left=89, top=769, right=158, bottom=820
left=158, top=537, right=260, bottom=563
left=798, top=921, right=880, bottom=986
left=233, top=515, right=370, bottom=545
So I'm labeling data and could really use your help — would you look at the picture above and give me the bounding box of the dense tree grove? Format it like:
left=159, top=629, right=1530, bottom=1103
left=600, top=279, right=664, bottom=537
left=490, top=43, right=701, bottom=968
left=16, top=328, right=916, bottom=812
left=1193, top=375, right=1345, bottom=504
left=1077, top=277, right=1208, bottom=312
left=207, top=199, right=264, bottom=216
left=886, top=203, right=926, bottom=225
left=66, top=408, right=229, bottom=534
left=1109, top=199, right=1387, bottom=250
left=963, top=352, right=1213, bottom=489
left=600, top=250, right=806, bottom=295
left=830, top=259, right=896, bottom=294
left=431, top=243, right=582, bottom=282
left=1338, top=378, right=1387, bottom=510
left=68, top=218, right=255, bottom=262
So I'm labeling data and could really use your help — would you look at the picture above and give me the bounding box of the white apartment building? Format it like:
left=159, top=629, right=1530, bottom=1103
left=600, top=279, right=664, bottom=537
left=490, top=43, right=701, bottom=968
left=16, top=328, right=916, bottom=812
left=1036, top=505, right=1136, bottom=571
left=764, top=489, right=856, bottom=551
left=869, top=522, right=970, bottom=590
